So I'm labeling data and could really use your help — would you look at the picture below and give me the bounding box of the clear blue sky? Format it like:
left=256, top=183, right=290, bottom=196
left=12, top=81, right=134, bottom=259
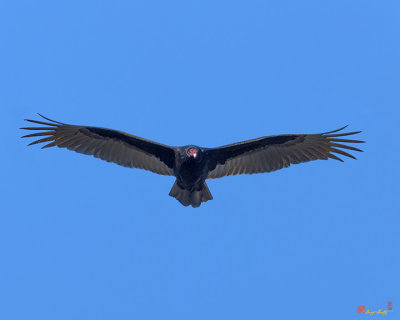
left=1, top=1, right=399, bottom=319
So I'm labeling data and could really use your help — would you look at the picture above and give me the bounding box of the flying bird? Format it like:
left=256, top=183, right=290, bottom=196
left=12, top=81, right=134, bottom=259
left=21, top=114, right=364, bottom=207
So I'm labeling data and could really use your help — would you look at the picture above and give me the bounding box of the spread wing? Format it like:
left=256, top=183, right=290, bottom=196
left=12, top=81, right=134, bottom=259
left=205, top=126, right=364, bottom=179
left=21, top=114, right=175, bottom=176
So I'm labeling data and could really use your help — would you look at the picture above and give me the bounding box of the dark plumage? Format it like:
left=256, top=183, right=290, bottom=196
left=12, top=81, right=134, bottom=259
left=21, top=114, right=364, bottom=207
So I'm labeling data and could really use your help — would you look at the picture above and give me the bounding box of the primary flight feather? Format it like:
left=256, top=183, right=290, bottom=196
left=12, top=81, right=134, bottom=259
left=21, top=114, right=364, bottom=207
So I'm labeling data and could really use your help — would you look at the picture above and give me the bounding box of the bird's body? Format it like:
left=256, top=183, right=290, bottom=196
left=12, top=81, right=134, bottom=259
left=174, top=146, right=207, bottom=188
left=21, top=115, right=364, bottom=207
left=170, top=146, right=212, bottom=207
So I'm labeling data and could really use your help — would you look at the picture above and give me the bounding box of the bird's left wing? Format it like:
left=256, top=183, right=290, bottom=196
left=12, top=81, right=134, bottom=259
left=21, top=114, right=175, bottom=176
left=205, top=126, right=364, bottom=179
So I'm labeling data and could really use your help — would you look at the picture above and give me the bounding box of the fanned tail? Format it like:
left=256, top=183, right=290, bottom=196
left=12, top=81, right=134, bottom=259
left=169, top=181, right=213, bottom=208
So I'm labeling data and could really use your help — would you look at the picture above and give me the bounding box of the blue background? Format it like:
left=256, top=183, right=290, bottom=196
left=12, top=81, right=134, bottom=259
left=1, top=1, right=399, bottom=319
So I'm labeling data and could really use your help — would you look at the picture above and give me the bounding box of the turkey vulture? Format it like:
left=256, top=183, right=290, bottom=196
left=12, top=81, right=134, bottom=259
left=21, top=114, right=364, bottom=207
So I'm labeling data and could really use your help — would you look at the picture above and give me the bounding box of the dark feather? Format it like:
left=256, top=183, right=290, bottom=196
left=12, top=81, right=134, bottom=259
left=21, top=114, right=175, bottom=176
left=206, top=127, right=364, bottom=179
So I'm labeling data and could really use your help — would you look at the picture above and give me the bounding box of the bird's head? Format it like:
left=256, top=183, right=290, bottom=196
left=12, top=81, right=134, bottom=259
left=186, top=147, right=200, bottom=159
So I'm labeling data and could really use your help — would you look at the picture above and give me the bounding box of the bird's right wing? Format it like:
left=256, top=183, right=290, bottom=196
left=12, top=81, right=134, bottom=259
left=205, top=126, right=364, bottom=179
left=21, top=114, right=176, bottom=176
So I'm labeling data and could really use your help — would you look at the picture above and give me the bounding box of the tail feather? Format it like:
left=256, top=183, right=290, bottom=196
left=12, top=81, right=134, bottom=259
left=169, top=181, right=213, bottom=208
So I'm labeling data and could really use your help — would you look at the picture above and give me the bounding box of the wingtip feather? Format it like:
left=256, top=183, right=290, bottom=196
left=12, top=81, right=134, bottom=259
left=41, top=141, right=58, bottom=149
left=327, top=153, right=344, bottom=162
left=37, top=113, right=65, bottom=124
left=323, top=125, right=349, bottom=134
